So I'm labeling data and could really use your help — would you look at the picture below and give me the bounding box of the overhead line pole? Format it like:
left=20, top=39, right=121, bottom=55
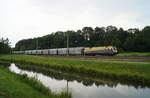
left=67, top=32, right=69, bottom=56
left=36, top=38, right=38, bottom=56
left=67, top=80, right=69, bottom=94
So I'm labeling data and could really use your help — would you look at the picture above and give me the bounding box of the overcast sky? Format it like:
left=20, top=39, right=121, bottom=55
left=0, top=0, right=150, bottom=47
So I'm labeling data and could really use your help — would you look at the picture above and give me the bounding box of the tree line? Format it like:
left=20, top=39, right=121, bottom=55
left=15, top=26, right=150, bottom=52
left=0, top=38, right=11, bottom=54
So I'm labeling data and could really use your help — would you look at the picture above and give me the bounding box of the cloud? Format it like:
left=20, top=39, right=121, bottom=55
left=106, top=12, right=143, bottom=29
left=0, top=0, right=150, bottom=47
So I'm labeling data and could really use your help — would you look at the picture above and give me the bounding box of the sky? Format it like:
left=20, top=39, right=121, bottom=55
left=0, top=0, right=150, bottom=47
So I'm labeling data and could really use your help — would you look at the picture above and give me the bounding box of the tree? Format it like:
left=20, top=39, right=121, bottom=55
left=134, top=26, right=150, bottom=52
left=0, top=38, right=11, bottom=54
left=93, top=27, right=105, bottom=46
left=82, top=27, right=94, bottom=47
left=14, top=26, right=150, bottom=52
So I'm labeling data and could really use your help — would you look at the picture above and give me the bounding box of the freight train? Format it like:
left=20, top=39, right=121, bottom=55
left=13, top=46, right=118, bottom=55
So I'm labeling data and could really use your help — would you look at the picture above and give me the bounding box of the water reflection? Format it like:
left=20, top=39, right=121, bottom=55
left=9, top=64, right=68, bottom=93
left=9, top=63, right=150, bottom=98
left=14, top=63, right=150, bottom=89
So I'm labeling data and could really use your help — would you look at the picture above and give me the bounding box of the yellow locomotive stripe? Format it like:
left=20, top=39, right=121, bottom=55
left=85, top=46, right=113, bottom=52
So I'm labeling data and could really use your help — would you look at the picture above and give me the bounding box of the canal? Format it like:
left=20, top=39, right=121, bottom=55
left=9, top=63, right=150, bottom=98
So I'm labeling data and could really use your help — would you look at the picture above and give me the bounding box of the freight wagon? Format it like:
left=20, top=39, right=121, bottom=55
left=13, top=46, right=118, bottom=56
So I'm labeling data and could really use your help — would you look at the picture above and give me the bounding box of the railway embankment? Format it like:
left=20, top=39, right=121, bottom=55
left=0, top=54, right=150, bottom=85
left=116, top=52, right=150, bottom=57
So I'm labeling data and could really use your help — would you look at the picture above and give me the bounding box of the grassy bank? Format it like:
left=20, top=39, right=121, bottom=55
left=0, top=55, right=150, bottom=85
left=16, top=63, right=150, bottom=88
left=117, top=52, right=150, bottom=57
left=0, top=65, right=71, bottom=98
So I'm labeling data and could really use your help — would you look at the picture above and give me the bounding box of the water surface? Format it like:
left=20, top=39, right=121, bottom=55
left=9, top=63, right=150, bottom=98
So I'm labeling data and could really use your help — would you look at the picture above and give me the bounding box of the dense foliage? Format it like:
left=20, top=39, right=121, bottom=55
left=15, top=26, right=150, bottom=52
left=0, top=38, right=11, bottom=54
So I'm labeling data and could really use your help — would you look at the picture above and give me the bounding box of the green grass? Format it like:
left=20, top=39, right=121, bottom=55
left=0, top=55, right=150, bottom=84
left=0, top=65, right=71, bottom=98
left=117, top=52, right=150, bottom=56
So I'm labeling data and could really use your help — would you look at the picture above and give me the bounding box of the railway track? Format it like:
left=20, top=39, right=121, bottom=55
left=41, top=55, right=150, bottom=63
